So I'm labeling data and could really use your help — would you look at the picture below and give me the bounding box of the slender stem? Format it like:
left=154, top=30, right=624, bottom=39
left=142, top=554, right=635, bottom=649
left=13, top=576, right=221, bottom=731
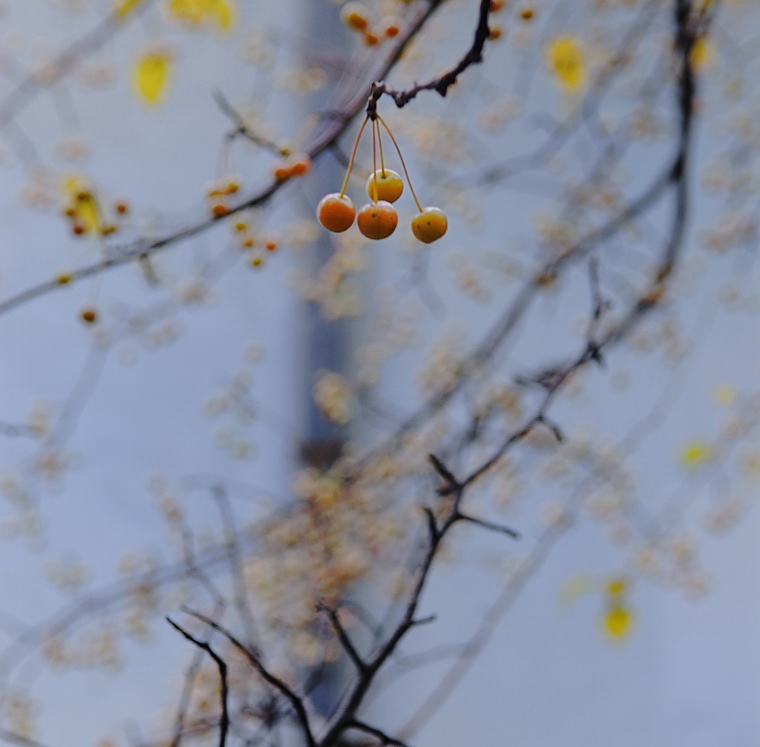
left=377, top=118, right=387, bottom=176
left=340, top=115, right=370, bottom=198
left=371, top=117, right=379, bottom=203
left=377, top=115, right=422, bottom=212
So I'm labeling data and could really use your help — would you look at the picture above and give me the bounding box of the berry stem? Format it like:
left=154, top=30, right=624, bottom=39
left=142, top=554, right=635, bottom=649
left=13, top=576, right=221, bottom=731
left=340, top=115, right=370, bottom=198
left=371, top=118, right=379, bottom=203
left=377, top=115, right=422, bottom=212
left=376, top=118, right=387, bottom=177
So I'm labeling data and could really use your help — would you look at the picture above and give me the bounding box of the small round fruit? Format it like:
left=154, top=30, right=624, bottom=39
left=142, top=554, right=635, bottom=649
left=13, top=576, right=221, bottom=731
left=317, top=193, right=356, bottom=233
left=411, top=207, right=448, bottom=243
left=365, top=169, right=404, bottom=203
left=80, top=308, right=98, bottom=324
left=357, top=201, right=398, bottom=240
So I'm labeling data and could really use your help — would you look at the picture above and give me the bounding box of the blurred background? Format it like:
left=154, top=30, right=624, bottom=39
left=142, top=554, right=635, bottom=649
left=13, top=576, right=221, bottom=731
left=0, top=0, right=759, bottom=745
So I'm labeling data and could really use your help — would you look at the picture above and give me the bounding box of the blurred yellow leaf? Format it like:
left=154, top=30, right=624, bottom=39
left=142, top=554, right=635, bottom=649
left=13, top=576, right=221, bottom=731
left=114, top=0, right=146, bottom=19
left=603, top=604, right=633, bottom=641
left=547, top=36, right=586, bottom=93
left=606, top=577, right=627, bottom=597
left=167, top=0, right=207, bottom=25
left=61, top=177, right=102, bottom=235
left=679, top=440, right=712, bottom=470
left=166, top=0, right=237, bottom=31
left=132, top=52, right=173, bottom=106
left=209, top=0, right=236, bottom=32
left=690, top=37, right=713, bottom=70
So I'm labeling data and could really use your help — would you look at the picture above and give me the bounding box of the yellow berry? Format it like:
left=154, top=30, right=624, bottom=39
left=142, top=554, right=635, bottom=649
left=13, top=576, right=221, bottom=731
left=411, top=207, right=448, bottom=243
left=357, top=201, right=398, bottom=240
left=57, top=273, right=72, bottom=285
left=520, top=6, right=534, bottom=20
left=317, top=193, right=356, bottom=233
left=365, top=169, right=404, bottom=203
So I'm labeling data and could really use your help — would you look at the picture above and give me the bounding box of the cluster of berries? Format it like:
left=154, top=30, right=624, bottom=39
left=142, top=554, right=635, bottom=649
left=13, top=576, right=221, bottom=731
left=63, top=186, right=128, bottom=238
left=206, top=176, right=242, bottom=217
left=340, top=2, right=401, bottom=47
left=317, top=114, right=447, bottom=244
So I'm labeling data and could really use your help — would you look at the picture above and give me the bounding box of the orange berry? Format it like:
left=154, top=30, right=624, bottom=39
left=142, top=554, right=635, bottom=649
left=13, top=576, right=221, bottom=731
left=357, top=201, right=398, bottom=240
left=265, top=239, right=278, bottom=252
left=381, top=16, right=400, bottom=37
left=411, top=207, right=448, bottom=243
left=340, top=2, right=369, bottom=31
left=520, top=6, right=534, bottom=20
left=242, top=237, right=255, bottom=248
left=490, top=0, right=506, bottom=10
left=80, top=308, right=98, bottom=324
left=288, top=153, right=312, bottom=177
left=489, top=26, right=503, bottom=41
left=72, top=223, right=86, bottom=236
left=317, top=193, right=356, bottom=233
left=225, top=180, right=240, bottom=194
left=211, top=203, right=229, bottom=217
left=64, top=206, right=77, bottom=219
left=365, top=169, right=404, bottom=203
left=115, top=201, right=129, bottom=215
left=273, top=162, right=292, bottom=181
left=363, top=30, right=380, bottom=46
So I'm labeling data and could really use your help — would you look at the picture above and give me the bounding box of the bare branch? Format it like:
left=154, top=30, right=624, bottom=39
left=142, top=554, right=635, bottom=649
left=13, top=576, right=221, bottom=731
left=166, top=618, right=230, bottom=747
left=317, top=602, right=367, bottom=674
left=181, top=608, right=316, bottom=747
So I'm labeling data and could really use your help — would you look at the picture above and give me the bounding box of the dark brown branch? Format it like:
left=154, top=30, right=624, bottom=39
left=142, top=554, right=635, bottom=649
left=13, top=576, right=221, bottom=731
left=349, top=721, right=411, bottom=747
left=166, top=618, right=230, bottom=747
left=181, top=609, right=316, bottom=747
left=366, top=0, right=492, bottom=116
left=454, top=512, right=519, bottom=539
left=317, top=602, right=367, bottom=674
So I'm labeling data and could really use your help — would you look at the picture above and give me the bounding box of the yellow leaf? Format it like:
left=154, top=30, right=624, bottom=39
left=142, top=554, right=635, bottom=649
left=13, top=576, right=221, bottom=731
left=208, top=0, right=236, bottom=33
left=547, top=36, right=586, bottom=93
left=690, top=37, right=713, bottom=70
left=114, top=0, right=146, bottom=19
left=679, top=440, right=712, bottom=470
left=133, top=52, right=173, bottom=106
left=606, top=577, right=627, bottom=597
left=61, top=177, right=102, bottom=235
left=167, top=0, right=208, bottom=25
left=603, top=604, right=633, bottom=641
